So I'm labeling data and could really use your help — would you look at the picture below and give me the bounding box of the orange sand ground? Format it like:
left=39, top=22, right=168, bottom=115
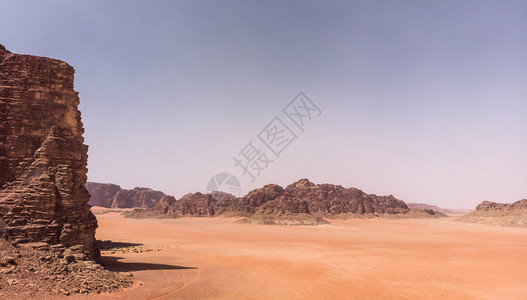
left=72, top=210, right=527, bottom=299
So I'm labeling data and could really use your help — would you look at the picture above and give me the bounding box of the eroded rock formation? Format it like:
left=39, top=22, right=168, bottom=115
left=130, top=179, right=439, bottom=223
left=462, top=199, right=527, bottom=227
left=155, top=193, right=217, bottom=216
left=86, top=182, right=165, bottom=208
left=0, top=44, right=98, bottom=258
left=261, top=178, right=409, bottom=215
left=475, top=199, right=527, bottom=212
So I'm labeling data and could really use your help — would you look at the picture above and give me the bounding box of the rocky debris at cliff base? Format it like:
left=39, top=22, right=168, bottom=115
left=382, top=209, right=447, bottom=218
left=0, top=240, right=132, bottom=298
left=91, top=206, right=134, bottom=216
left=237, top=214, right=330, bottom=226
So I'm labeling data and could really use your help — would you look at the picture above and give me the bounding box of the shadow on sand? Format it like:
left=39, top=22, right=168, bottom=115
left=97, top=256, right=198, bottom=272
left=96, top=240, right=144, bottom=250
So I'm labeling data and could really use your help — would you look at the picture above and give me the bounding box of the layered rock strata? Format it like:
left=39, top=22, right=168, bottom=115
left=0, top=44, right=98, bottom=258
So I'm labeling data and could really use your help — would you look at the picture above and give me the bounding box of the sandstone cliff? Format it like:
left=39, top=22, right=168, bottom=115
left=86, top=182, right=165, bottom=208
left=0, top=44, right=98, bottom=258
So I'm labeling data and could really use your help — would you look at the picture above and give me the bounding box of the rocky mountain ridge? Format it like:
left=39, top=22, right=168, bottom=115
left=86, top=182, right=165, bottom=208
left=128, top=179, right=443, bottom=224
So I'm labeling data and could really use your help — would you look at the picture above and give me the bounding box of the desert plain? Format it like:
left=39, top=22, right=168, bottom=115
left=64, top=209, right=527, bottom=300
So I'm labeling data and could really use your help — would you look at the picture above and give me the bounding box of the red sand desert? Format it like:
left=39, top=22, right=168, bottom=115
left=75, top=210, right=527, bottom=300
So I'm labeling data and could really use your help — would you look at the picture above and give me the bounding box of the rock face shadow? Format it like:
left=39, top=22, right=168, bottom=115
left=97, top=256, right=197, bottom=272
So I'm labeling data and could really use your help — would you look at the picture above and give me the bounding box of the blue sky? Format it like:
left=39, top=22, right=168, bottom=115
left=1, top=0, right=526, bottom=208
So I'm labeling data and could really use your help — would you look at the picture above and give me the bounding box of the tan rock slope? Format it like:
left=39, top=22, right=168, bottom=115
left=407, top=203, right=474, bottom=215
left=0, top=44, right=98, bottom=258
left=86, top=182, right=165, bottom=208
left=462, top=199, right=527, bottom=227
left=129, top=179, right=444, bottom=223
left=476, top=199, right=527, bottom=212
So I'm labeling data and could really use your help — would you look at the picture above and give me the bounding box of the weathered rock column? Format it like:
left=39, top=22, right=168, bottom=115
left=0, top=44, right=99, bottom=258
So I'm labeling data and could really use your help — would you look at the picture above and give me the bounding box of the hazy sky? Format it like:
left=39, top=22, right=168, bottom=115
left=1, top=0, right=526, bottom=208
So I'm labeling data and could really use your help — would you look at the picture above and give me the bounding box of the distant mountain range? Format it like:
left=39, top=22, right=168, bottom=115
left=123, top=179, right=446, bottom=224
left=88, top=180, right=527, bottom=227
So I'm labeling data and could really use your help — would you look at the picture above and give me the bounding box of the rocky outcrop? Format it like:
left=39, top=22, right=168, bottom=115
left=156, top=193, right=217, bottom=216
left=475, top=199, right=527, bottom=212
left=275, top=178, right=409, bottom=215
left=462, top=199, right=527, bottom=227
left=85, top=183, right=121, bottom=207
left=130, top=179, right=439, bottom=222
left=220, top=184, right=284, bottom=215
left=0, top=44, right=98, bottom=258
left=86, top=182, right=165, bottom=208
left=148, top=185, right=285, bottom=217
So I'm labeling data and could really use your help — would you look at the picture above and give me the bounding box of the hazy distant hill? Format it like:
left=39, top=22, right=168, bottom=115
left=407, top=203, right=473, bottom=215
left=86, top=182, right=165, bottom=209
left=462, top=199, right=527, bottom=227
